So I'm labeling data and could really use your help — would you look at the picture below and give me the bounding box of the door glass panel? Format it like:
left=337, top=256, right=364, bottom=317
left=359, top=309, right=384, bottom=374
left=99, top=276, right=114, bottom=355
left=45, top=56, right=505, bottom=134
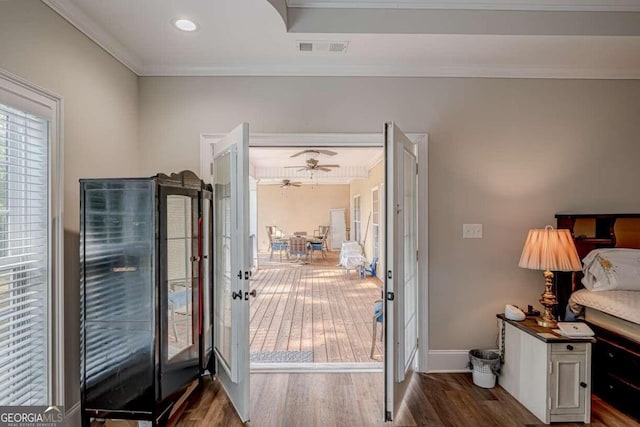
left=403, top=149, right=418, bottom=369
left=202, top=199, right=212, bottom=354
left=166, top=195, right=194, bottom=360
left=214, top=151, right=233, bottom=367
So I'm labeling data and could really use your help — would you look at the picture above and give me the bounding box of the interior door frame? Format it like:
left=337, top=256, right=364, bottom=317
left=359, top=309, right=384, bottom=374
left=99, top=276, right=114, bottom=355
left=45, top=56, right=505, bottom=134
left=200, top=131, right=429, bottom=365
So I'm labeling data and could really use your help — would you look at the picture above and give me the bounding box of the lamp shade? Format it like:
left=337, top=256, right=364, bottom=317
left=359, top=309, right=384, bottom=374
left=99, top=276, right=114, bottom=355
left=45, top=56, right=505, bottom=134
left=519, top=226, right=582, bottom=272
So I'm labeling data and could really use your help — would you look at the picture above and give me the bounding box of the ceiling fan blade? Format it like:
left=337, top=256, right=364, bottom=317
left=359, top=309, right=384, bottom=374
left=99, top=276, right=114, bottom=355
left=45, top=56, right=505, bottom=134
left=317, top=167, right=332, bottom=172
left=317, top=149, right=337, bottom=156
left=284, top=165, right=306, bottom=168
left=297, top=168, right=308, bottom=172
left=317, top=164, right=340, bottom=168
left=292, top=183, right=302, bottom=187
left=290, top=148, right=338, bottom=158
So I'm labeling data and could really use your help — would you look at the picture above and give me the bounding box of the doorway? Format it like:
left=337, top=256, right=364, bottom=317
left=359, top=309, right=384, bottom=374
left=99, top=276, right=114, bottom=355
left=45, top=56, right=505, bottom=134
left=248, top=146, right=385, bottom=369
left=200, top=128, right=428, bottom=423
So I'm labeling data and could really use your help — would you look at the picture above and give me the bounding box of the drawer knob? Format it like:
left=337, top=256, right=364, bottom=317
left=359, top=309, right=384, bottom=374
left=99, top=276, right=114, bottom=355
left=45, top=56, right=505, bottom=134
left=580, top=382, right=587, bottom=388
left=566, top=344, right=574, bottom=351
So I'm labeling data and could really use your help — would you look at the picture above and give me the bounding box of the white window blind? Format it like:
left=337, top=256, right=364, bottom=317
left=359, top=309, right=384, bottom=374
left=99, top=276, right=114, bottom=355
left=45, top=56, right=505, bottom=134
left=0, top=103, right=49, bottom=405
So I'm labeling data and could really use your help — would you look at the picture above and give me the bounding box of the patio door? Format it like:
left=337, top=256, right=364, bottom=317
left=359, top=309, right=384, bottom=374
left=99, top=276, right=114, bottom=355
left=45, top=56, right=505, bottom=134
left=384, top=122, right=419, bottom=421
left=212, top=123, right=251, bottom=421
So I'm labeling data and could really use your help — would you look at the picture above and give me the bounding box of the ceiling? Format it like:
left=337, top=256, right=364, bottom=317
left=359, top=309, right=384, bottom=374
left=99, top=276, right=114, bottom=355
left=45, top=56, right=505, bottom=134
left=42, top=0, right=640, bottom=78
left=250, top=147, right=383, bottom=184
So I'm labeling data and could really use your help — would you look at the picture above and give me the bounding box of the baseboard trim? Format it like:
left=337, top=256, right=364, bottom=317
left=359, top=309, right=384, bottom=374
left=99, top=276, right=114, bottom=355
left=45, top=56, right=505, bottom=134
left=427, top=349, right=498, bottom=373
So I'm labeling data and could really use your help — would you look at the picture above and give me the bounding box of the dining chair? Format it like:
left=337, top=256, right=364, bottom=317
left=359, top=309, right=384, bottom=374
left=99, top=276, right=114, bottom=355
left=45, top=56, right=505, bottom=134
left=267, top=225, right=288, bottom=260
left=313, top=225, right=330, bottom=251
left=309, top=226, right=329, bottom=261
left=289, top=236, right=308, bottom=261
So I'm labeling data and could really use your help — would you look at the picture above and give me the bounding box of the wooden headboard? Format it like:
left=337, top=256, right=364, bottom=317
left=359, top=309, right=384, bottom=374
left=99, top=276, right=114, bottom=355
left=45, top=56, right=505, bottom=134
left=555, top=213, right=640, bottom=320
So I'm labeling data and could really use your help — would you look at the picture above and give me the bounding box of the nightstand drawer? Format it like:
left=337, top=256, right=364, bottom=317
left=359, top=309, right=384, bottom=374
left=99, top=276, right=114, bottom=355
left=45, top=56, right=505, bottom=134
left=552, top=343, right=587, bottom=354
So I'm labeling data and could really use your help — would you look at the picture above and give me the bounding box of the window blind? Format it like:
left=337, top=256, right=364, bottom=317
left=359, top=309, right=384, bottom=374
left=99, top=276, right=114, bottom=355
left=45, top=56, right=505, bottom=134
left=0, top=103, right=48, bottom=405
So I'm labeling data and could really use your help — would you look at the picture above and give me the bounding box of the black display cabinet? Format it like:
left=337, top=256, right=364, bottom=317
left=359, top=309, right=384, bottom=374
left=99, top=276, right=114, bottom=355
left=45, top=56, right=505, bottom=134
left=80, top=171, right=214, bottom=426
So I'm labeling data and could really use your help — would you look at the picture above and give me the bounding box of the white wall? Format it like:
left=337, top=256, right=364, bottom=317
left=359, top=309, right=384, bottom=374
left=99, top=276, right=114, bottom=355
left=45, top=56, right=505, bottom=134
left=139, top=76, right=640, bottom=352
left=257, top=183, right=350, bottom=253
left=0, top=0, right=140, bottom=416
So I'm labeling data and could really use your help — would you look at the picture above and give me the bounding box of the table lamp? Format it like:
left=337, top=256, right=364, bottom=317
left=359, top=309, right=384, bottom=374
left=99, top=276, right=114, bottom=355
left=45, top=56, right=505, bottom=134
left=518, top=225, right=582, bottom=328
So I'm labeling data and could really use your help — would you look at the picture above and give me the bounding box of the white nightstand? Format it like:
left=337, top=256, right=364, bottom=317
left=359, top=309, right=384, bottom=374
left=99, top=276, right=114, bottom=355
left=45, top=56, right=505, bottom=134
left=497, top=314, right=595, bottom=424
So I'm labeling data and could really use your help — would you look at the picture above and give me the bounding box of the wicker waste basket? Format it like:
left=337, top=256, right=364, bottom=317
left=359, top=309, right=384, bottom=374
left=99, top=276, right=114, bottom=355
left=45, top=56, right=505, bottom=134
left=468, top=349, right=500, bottom=388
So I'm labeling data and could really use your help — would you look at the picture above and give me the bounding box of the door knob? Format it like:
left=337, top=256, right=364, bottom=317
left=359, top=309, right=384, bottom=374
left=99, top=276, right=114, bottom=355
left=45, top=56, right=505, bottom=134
left=249, top=289, right=257, bottom=298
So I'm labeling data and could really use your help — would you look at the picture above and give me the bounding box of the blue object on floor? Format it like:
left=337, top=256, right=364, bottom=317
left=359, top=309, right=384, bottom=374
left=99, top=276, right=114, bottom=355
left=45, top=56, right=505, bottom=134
left=373, top=300, right=383, bottom=323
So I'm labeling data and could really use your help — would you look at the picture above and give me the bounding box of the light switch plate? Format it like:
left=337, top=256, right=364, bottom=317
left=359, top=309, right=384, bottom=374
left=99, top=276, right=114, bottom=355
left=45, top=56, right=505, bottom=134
left=463, top=224, right=483, bottom=238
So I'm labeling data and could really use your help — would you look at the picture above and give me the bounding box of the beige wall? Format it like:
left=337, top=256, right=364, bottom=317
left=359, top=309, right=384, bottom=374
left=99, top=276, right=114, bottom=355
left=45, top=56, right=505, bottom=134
left=139, top=76, right=640, bottom=352
left=257, top=184, right=350, bottom=253
left=0, top=0, right=140, bottom=412
left=349, top=160, right=385, bottom=277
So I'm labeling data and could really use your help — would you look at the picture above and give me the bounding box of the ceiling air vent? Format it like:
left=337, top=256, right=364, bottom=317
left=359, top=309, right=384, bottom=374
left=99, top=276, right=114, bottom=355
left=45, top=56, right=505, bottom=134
left=297, top=41, right=349, bottom=54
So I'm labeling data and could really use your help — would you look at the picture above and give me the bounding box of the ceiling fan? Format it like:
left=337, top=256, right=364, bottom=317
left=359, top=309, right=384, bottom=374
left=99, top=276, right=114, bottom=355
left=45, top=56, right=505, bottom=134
left=290, top=149, right=337, bottom=158
left=280, top=179, right=302, bottom=188
left=285, top=158, right=340, bottom=172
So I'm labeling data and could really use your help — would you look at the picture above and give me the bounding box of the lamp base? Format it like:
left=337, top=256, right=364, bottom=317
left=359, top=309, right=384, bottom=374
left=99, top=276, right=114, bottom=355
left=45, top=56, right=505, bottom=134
left=537, top=269, right=559, bottom=329
left=536, top=317, right=557, bottom=329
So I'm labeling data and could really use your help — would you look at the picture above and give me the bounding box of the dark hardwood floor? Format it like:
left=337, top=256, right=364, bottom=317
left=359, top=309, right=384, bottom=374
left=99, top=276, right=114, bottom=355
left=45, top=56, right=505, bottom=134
left=174, top=372, right=639, bottom=426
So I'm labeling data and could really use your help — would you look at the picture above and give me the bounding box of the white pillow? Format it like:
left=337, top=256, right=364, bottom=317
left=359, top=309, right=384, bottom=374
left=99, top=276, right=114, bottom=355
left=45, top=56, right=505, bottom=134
left=581, top=248, right=640, bottom=292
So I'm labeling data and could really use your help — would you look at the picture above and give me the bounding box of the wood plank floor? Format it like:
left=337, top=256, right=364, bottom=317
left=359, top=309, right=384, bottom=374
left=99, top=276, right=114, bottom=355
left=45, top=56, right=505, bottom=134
left=175, top=372, right=640, bottom=426
left=250, top=251, right=383, bottom=363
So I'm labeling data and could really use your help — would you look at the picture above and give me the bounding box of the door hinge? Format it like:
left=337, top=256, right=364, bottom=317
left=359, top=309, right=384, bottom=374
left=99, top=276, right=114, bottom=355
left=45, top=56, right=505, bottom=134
left=416, top=163, right=419, bottom=175
left=385, top=411, right=392, bottom=422
left=387, top=270, right=392, bottom=279
left=416, top=250, right=419, bottom=261
left=210, top=162, right=214, bottom=176
left=232, top=291, right=242, bottom=300
left=387, top=292, right=395, bottom=301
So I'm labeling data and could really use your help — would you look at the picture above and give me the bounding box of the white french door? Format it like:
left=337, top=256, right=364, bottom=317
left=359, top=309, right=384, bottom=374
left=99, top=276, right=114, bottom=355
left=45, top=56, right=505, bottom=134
left=384, top=122, right=419, bottom=421
left=212, top=123, right=251, bottom=422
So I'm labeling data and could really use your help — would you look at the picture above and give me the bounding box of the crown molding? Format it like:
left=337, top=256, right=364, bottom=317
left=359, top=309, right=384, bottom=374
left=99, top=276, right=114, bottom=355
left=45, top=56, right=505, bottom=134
left=140, top=63, right=640, bottom=79
left=286, top=0, right=640, bottom=12
left=41, top=0, right=142, bottom=74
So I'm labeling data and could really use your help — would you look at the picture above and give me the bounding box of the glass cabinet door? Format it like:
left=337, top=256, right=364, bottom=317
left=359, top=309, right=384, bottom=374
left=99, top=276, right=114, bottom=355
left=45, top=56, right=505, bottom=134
left=200, top=191, right=214, bottom=371
left=165, top=194, right=197, bottom=360
left=160, top=189, right=201, bottom=400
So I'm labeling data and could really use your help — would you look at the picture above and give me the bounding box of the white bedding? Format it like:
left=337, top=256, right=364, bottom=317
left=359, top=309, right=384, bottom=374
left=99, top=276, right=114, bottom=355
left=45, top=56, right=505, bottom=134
left=569, top=288, right=640, bottom=325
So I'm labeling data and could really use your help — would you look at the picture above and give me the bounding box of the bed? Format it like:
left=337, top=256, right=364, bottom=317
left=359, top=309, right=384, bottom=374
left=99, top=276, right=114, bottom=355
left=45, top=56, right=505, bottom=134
left=556, top=213, right=640, bottom=421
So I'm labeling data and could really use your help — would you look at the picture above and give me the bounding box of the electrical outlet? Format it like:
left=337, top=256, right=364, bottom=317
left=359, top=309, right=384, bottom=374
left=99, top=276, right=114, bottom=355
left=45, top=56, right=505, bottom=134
left=463, top=224, right=483, bottom=239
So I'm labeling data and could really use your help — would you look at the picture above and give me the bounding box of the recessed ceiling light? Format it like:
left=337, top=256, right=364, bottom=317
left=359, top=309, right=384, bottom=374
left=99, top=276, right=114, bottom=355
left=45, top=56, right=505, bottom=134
left=173, top=18, right=198, bottom=32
